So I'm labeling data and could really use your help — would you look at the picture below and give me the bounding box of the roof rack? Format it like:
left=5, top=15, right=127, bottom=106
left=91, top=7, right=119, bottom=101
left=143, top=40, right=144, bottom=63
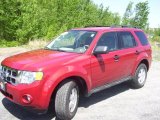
left=84, top=25, right=111, bottom=28
left=121, top=25, right=139, bottom=29
left=84, top=25, right=138, bottom=29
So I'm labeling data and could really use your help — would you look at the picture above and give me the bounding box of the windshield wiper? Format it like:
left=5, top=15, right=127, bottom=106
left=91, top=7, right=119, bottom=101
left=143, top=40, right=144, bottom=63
left=44, top=47, right=71, bottom=52
left=52, top=48, right=67, bottom=52
left=44, top=46, right=51, bottom=50
left=44, top=47, right=65, bottom=51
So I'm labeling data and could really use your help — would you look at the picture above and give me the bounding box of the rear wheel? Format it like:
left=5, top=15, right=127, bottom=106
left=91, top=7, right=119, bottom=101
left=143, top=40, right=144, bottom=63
left=131, top=63, right=147, bottom=88
left=55, top=80, right=79, bottom=120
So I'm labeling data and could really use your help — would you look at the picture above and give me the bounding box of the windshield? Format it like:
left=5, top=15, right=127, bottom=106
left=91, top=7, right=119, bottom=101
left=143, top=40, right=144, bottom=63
left=46, top=30, right=97, bottom=53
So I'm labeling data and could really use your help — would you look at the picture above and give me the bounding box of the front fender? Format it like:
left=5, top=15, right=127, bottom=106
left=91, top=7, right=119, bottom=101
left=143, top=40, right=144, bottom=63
left=38, top=65, right=92, bottom=109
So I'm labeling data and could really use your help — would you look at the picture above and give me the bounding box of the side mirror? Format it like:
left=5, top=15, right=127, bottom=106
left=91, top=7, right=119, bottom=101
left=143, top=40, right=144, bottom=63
left=93, top=46, right=109, bottom=54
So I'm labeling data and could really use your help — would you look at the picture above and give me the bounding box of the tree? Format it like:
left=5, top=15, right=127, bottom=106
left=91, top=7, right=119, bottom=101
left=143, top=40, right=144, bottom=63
left=122, top=1, right=134, bottom=25
left=0, top=0, right=22, bottom=40
left=0, top=0, right=121, bottom=45
left=122, top=1, right=149, bottom=29
left=132, top=1, right=149, bottom=29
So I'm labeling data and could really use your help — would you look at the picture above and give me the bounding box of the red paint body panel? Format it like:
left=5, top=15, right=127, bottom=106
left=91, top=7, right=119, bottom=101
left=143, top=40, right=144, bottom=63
left=0, top=27, right=152, bottom=111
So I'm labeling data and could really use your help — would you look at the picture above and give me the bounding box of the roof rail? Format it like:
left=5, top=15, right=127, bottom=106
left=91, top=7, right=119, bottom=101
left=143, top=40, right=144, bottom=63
left=84, top=25, right=111, bottom=28
left=110, top=25, right=138, bottom=28
left=84, top=25, right=138, bottom=29
left=121, top=25, right=139, bottom=29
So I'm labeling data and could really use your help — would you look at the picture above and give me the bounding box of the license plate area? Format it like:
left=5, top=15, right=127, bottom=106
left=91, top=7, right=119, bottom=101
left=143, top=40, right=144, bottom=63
left=0, top=77, right=6, bottom=92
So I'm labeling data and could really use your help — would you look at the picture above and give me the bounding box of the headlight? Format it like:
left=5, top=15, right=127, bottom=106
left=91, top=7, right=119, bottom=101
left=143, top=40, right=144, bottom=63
left=17, top=71, right=43, bottom=84
left=0, top=65, right=2, bottom=78
left=0, top=65, right=2, bottom=71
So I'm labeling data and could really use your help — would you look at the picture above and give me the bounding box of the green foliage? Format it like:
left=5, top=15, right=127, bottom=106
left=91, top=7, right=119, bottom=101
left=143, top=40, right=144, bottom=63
left=0, top=0, right=21, bottom=40
left=132, top=1, right=149, bottom=29
left=122, top=1, right=149, bottom=29
left=0, top=0, right=121, bottom=46
left=0, top=39, right=19, bottom=47
left=154, top=28, right=160, bottom=36
left=152, top=28, right=160, bottom=42
left=1, top=0, right=150, bottom=46
left=153, top=36, right=160, bottom=42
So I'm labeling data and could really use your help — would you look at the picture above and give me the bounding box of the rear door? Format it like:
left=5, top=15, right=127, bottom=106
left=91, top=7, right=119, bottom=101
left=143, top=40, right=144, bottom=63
left=115, top=31, right=139, bottom=78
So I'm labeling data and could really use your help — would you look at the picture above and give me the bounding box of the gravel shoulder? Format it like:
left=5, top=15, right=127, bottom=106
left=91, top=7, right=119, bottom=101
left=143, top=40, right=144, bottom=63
left=0, top=47, right=27, bottom=62
left=0, top=47, right=160, bottom=120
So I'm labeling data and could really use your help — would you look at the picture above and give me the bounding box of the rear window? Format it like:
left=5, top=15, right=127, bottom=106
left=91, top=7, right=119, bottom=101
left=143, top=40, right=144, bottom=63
left=135, top=31, right=149, bottom=46
left=118, top=32, right=137, bottom=49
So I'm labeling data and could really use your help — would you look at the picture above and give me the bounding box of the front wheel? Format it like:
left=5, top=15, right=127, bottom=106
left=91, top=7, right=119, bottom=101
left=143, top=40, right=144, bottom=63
left=131, top=63, right=148, bottom=88
left=55, top=80, right=79, bottom=120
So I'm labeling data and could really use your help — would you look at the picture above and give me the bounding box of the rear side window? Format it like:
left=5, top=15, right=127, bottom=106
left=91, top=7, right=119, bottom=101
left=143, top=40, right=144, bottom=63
left=118, top=32, right=136, bottom=49
left=135, top=31, right=148, bottom=46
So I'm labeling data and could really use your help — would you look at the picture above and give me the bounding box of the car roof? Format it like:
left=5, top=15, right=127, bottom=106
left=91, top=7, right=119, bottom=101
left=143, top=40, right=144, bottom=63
left=72, top=26, right=142, bottom=32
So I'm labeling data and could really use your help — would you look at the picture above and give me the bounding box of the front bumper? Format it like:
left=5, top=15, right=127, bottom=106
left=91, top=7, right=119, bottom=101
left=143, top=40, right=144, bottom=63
left=0, top=77, right=48, bottom=112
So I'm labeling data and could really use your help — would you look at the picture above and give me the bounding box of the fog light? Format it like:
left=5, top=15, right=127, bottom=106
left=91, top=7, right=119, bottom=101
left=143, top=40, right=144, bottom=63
left=22, top=94, right=33, bottom=104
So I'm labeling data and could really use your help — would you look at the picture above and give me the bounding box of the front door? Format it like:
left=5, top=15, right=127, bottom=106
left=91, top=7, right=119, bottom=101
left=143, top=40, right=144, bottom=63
left=91, top=32, right=122, bottom=88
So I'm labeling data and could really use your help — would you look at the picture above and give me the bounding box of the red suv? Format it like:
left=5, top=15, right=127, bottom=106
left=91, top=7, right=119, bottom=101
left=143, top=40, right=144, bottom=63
left=0, top=26, right=152, bottom=120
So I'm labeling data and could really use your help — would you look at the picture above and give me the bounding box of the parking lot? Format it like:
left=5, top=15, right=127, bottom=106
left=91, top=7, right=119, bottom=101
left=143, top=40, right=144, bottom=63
left=0, top=48, right=160, bottom=120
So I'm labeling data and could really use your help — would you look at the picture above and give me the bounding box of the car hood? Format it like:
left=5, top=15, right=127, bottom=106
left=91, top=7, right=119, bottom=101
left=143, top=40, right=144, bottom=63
left=2, top=49, right=80, bottom=71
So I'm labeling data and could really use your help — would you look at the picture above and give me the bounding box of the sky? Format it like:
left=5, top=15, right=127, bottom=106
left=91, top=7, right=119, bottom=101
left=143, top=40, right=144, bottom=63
left=92, top=0, right=160, bottom=28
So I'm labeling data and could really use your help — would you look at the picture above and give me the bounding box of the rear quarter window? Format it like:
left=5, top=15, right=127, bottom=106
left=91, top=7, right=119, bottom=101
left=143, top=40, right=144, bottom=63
left=135, top=31, right=149, bottom=46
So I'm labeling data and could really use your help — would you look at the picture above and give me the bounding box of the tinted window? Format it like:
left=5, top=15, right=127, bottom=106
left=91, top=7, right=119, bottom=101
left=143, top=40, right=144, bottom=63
left=135, top=31, right=148, bottom=46
left=96, top=32, right=117, bottom=51
left=118, top=32, right=136, bottom=49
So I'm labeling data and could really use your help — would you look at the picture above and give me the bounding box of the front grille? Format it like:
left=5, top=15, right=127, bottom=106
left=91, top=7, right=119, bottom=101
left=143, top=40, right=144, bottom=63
left=0, top=66, right=18, bottom=85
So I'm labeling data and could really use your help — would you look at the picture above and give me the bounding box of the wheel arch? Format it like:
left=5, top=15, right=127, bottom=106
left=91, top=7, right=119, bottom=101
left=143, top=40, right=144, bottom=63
left=47, top=76, right=88, bottom=111
left=132, top=58, right=150, bottom=76
left=51, top=76, right=88, bottom=99
left=138, top=59, right=149, bottom=71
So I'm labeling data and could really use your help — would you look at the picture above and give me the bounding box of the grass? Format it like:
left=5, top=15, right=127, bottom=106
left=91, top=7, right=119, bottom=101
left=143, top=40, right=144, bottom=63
left=150, top=41, right=160, bottom=61
left=22, top=39, right=49, bottom=50
left=0, top=40, right=20, bottom=47
left=0, top=39, right=49, bottom=49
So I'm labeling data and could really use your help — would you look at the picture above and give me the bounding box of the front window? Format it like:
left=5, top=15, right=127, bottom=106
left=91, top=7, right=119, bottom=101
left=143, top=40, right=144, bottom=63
left=46, top=30, right=97, bottom=53
left=96, top=32, right=118, bottom=51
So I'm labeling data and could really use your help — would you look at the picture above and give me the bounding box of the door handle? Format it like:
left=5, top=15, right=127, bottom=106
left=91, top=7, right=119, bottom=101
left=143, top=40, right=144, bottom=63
left=114, top=55, right=120, bottom=62
left=135, top=50, right=141, bottom=55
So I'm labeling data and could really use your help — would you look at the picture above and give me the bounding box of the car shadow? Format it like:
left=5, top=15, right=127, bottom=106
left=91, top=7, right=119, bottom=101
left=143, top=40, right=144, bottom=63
left=2, top=98, right=55, bottom=120
left=79, top=82, right=130, bottom=108
left=2, top=82, right=130, bottom=120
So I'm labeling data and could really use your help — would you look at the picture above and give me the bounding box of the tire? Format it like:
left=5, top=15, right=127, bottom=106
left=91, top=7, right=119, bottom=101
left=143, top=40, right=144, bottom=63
left=131, top=63, right=147, bottom=89
left=55, top=80, right=79, bottom=120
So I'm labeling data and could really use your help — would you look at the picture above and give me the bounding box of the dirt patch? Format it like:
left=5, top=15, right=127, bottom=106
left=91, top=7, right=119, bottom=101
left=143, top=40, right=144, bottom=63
left=0, top=47, right=27, bottom=55
left=153, top=50, right=160, bottom=61
left=0, top=47, right=27, bottom=62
